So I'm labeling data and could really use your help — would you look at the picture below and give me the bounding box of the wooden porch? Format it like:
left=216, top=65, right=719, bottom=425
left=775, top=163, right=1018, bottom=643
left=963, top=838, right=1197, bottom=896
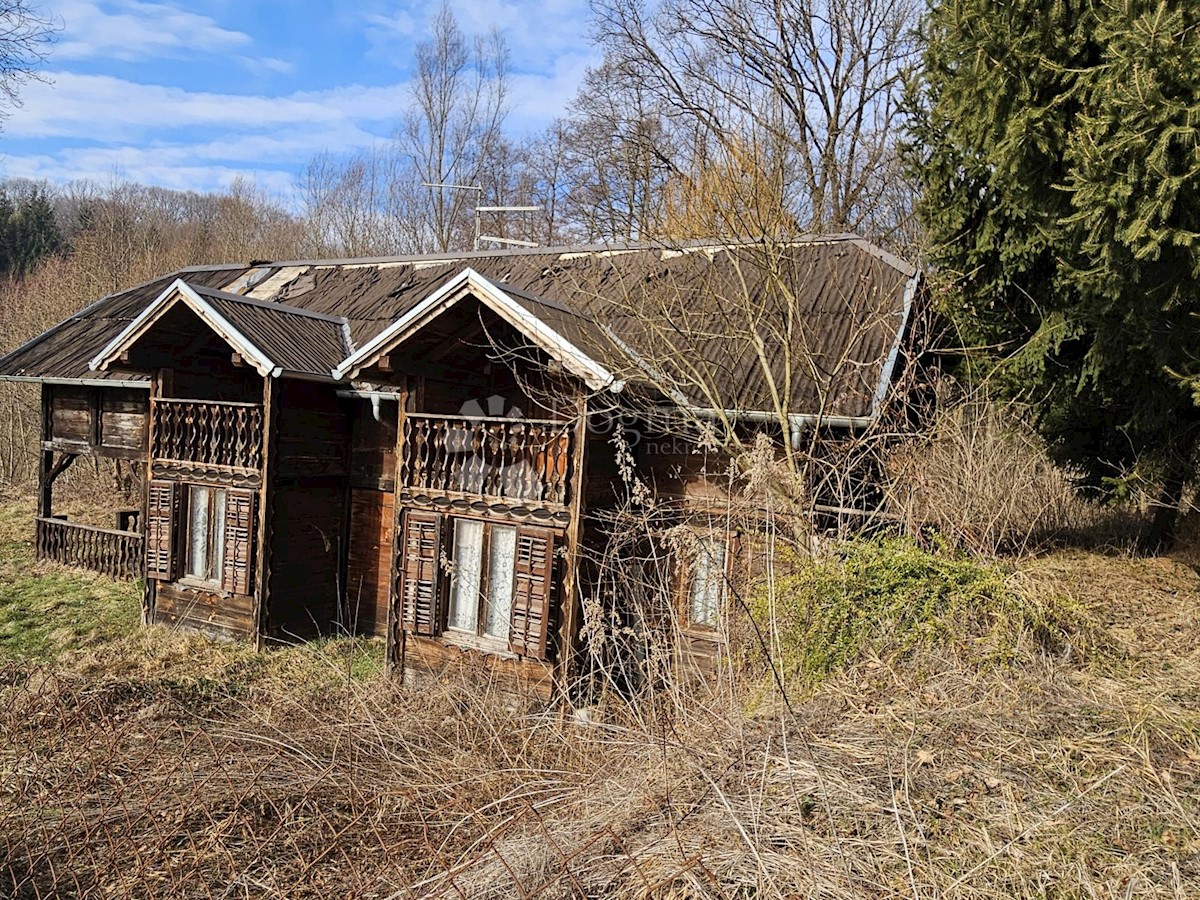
left=35, top=516, right=144, bottom=581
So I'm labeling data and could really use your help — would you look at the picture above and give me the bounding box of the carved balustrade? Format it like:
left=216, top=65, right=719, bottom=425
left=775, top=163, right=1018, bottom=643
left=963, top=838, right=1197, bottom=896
left=35, top=517, right=143, bottom=581
left=400, top=414, right=572, bottom=506
left=152, top=399, right=263, bottom=472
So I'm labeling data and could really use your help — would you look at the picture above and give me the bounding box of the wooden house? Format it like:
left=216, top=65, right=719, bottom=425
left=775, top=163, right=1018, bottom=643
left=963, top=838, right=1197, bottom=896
left=0, top=237, right=922, bottom=697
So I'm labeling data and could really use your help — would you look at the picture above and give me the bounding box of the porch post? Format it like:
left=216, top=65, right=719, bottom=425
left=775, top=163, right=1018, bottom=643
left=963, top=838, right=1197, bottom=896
left=557, top=393, right=590, bottom=697
left=386, top=376, right=410, bottom=677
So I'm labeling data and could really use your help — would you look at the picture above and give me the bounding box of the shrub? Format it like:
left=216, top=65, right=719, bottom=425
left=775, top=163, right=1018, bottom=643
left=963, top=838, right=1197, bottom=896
left=748, top=537, right=1102, bottom=689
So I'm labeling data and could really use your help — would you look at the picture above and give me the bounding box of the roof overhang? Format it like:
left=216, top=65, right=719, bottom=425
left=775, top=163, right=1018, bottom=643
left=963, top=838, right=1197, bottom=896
left=88, top=278, right=338, bottom=382
left=334, top=267, right=622, bottom=392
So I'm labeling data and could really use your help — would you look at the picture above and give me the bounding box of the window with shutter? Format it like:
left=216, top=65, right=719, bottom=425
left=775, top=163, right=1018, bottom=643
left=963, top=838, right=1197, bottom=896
left=221, top=489, right=255, bottom=595
left=509, top=527, right=555, bottom=660
left=400, top=512, right=442, bottom=636
left=145, top=480, right=177, bottom=580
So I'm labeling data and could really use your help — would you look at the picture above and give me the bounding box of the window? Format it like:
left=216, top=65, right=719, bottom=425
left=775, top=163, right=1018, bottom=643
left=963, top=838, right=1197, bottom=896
left=688, top=535, right=727, bottom=628
left=447, top=518, right=518, bottom=644
left=399, top=512, right=556, bottom=660
left=185, top=485, right=226, bottom=585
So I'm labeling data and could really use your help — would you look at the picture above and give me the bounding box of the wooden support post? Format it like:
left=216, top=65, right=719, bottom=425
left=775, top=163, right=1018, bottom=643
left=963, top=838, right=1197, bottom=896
left=557, top=393, right=590, bottom=700
left=38, top=385, right=53, bottom=519
left=385, top=377, right=410, bottom=677
left=252, top=375, right=278, bottom=650
left=142, top=371, right=161, bottom=626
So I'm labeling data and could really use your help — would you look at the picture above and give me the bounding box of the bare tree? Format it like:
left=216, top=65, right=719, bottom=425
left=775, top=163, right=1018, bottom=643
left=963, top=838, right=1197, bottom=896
left=557, top=60, right=677, bottom=241
left=399, top=3, right=509, bottom=252
left=585, top=0, right=920, bottom=240
left=299, top=4, right=510, bottom=255
left=0, top=0, right=56, bottom=120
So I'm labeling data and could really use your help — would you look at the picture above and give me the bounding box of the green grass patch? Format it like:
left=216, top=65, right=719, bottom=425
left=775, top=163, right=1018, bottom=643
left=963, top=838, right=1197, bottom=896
left=750, top=537, right=1102, bottom=689
left=0, top=491, right=385, bottom=694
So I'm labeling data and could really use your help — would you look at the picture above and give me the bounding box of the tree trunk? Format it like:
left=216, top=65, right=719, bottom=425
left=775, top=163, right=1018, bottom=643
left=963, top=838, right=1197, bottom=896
left=1143, top=472, right=1186, bottom=554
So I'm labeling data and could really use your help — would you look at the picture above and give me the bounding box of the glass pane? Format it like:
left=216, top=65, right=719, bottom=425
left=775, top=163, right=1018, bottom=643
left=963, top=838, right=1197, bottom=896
left=448, top=519, right=484, bottom=632
left=187, top=486, right=210, bottom=579
left=211, top=489, right=226, bottom=583
left=485, top=525, right=517, bottom=639
left=689, top=537, right=725, bottom=627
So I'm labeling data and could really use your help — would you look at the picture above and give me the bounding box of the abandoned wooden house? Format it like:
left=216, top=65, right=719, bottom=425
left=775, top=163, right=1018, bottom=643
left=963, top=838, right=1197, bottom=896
left=0, top=236, right=922, bottom=696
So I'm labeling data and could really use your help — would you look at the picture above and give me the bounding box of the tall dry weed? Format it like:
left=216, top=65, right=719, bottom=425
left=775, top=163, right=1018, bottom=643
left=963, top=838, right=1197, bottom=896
left=885, top=401, right=1144, bottom=555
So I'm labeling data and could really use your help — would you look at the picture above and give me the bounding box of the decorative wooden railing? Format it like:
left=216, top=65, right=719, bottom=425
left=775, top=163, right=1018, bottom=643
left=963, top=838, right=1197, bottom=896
left=35, top=517, right=143, bottom=581
left=400, top=414, right=572, bottom=506
left=152, top=399, right=263, bottom=471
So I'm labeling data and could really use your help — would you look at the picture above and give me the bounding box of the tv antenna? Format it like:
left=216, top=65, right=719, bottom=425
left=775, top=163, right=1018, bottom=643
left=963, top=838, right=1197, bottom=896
left=420, top=183, right=541, bottom=251
left=474, top=206, right=541, bottom=251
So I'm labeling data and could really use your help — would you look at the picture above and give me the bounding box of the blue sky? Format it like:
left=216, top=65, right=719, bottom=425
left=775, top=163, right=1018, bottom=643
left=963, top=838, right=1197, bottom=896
left=0, top=0, right=597, bottom=200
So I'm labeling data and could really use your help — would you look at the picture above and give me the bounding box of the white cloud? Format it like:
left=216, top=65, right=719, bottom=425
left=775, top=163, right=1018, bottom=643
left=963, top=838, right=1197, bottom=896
left=0, top=0, right=598, bottom=198
left=47, top=0, right=252, bottom=61
left=4, top=72, right=410, bottom=142
left=361, top=0, right=595, bottom=74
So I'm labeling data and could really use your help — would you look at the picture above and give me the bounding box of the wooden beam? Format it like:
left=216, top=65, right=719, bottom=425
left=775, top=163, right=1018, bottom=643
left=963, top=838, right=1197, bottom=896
left=231, top=352, right=245, bottom=368
left=252, top=375, right=278, bottom=651
left=142, top=371, right=162, bottom=627
left=38, top=385, right=53, bottom=519
left=46, top=452, right=77, bottom=486
left=385, top=375, right=410, bottom=677
left=556, top=393, right=590, bottom=700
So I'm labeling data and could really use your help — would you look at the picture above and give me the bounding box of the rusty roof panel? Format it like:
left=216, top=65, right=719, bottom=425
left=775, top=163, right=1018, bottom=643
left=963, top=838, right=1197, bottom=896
left=0, top=268, right=253, bottom=383
left=188, top=284, right=348, bottom=379
left=0, top=238, right=917, bottom=418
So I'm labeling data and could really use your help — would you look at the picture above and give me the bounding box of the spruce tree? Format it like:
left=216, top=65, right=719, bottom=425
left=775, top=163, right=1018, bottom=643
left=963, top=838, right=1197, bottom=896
left=910, top=0, right=1200, bottom=544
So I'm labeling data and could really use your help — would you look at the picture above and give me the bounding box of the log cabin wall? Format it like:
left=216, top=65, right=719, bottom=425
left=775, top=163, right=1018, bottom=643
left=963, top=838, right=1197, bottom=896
left=265, top=379, right=349, bottom=641
left=345, top=398, right=398, bottom=637
left=46, top=385, right=149, bottom=459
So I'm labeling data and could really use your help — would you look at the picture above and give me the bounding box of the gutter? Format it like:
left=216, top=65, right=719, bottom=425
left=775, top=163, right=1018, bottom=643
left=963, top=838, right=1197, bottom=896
left=682, top=406, right=876, bottom=450
left=0, top=374, right=151, bottom=389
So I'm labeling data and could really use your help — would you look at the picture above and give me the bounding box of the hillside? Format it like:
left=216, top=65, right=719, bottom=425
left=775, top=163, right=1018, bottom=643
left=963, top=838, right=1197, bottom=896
left=1, top=491, right=1199, bottom=898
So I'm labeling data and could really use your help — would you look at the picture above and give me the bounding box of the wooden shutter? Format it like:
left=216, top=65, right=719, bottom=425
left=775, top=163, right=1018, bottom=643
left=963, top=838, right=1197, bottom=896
left=399, top=512, right=442, bottom=636
left=509, top=527, right=556, bottom=660
left=221, top=489, right=256, bottom=595
left=145, top=480, right=177, bottom=580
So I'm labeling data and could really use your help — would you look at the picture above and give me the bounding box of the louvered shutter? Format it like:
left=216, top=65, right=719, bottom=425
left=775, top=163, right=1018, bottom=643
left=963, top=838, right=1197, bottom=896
left=509, top=527, right=555, bottom=660
left=145, top=480, right=177, bottom=580
left=221, top=489, right=256, bottom=595
left=399, top=512, right=442, bottom=636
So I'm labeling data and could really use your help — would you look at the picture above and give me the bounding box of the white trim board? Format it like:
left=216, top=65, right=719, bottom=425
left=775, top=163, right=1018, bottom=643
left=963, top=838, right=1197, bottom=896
left=334, top=267, right=622, bottom=393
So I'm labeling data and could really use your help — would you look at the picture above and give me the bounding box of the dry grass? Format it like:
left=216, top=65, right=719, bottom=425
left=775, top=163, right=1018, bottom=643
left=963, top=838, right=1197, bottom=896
left=886, top=402, right=1145, bottom=556
left=3, top=518, right=1200, bottom=896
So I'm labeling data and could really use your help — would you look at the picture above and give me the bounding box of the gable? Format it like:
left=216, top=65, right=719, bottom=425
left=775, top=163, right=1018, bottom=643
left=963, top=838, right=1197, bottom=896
left=90, top=279, right=350, bottom=382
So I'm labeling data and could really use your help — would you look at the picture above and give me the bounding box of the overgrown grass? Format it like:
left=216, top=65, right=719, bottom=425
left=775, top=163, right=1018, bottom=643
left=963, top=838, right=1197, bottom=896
left=750, top=537, right=1107, bottom=690
left=0, top=494, right=141, bottom=662
left=0, top=490, right=385, bottom=693
left=3, top=488, right=1200, bottom=897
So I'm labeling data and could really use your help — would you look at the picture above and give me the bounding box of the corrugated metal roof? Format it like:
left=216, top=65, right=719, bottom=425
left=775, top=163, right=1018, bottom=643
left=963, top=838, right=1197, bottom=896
left=0, top=268, right=258, bottom=384
left=0, top=236, right=919, bottom=418
left=186, top=284, right=350, bottom=380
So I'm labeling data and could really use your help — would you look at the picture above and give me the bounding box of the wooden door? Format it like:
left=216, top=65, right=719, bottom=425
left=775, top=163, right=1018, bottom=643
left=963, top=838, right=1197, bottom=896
left=346, top=489, right=394, bottom=636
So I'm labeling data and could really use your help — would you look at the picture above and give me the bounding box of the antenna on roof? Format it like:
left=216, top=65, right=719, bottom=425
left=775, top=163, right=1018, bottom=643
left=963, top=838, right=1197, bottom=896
left=475, top=205, right=541, bottom=252
left=420, top=183, right=540, bottom=251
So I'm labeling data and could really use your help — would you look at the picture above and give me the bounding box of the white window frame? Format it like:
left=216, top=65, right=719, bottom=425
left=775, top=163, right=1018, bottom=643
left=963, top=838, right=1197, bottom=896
left=687, top=533, right=728, bottom=629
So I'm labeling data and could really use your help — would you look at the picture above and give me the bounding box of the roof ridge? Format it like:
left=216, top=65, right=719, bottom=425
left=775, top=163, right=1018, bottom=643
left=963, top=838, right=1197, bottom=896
left=172, top=233, right=886, bottom=272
